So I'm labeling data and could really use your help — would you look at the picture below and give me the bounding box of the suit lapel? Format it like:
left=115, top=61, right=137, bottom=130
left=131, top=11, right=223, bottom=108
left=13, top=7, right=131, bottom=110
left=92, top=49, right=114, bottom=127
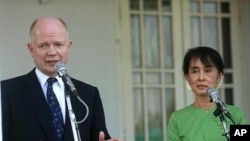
left=23, top=69, right=88, bottom=141
left=23, top=69, right=58, bottom=141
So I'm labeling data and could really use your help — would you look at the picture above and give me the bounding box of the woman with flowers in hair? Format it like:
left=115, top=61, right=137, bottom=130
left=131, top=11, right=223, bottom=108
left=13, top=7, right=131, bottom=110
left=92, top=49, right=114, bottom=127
left=167, top=46, right=247, bottom=141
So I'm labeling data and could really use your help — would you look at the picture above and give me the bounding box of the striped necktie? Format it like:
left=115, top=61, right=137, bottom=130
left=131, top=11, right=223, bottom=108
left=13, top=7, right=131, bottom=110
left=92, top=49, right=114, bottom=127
left=47, top=77, right=64, bottom=141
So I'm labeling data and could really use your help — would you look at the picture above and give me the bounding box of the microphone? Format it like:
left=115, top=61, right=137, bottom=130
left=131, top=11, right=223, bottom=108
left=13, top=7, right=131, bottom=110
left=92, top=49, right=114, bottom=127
left=206, top=88, right=234, bottom=120
left=55, top=62, right=79, bottom=97
left=206, top=88, right=226, bottom=110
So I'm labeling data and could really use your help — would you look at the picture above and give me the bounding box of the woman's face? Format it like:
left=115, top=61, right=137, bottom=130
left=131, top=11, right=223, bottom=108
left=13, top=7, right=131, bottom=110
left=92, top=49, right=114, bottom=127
left=185, top=57, right=222, bottom=96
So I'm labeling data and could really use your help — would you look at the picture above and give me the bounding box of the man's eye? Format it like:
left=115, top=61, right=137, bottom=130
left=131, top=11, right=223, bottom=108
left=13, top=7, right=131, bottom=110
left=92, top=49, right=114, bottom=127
left=55, top=43, right=64, bottom=47
left=39, top=44, right=48, bottom=48
left=39, top=45, right=45, bottom=48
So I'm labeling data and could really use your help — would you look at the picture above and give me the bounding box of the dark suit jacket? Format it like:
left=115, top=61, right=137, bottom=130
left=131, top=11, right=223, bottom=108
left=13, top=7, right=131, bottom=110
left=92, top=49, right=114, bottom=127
left=1, top=68, right=111, bottom=141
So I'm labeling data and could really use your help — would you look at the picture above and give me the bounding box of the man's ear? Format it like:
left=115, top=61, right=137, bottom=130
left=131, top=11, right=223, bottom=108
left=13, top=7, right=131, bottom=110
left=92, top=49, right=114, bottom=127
left=27, top=42, right=34, bottom=57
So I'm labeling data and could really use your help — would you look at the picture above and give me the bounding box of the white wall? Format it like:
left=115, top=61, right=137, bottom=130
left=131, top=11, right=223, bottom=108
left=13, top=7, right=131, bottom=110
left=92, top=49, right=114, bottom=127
left=0, top=2, right=4, bottom=141
left=0, top=0, right=120, bottom=137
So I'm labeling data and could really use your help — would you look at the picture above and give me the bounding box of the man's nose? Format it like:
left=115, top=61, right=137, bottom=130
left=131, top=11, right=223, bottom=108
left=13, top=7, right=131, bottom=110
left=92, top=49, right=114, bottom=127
left=47, top=46, right=57, bottom=54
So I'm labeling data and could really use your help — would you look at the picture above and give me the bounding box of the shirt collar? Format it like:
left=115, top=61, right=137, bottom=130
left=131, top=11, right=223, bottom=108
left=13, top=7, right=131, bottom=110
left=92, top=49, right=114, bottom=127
left=35, top=68, right=64, bottom=88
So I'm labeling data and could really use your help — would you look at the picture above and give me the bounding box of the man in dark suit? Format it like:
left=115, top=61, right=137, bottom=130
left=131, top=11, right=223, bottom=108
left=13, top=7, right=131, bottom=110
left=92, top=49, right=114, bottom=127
left=1, top=16, right=120, bottom=141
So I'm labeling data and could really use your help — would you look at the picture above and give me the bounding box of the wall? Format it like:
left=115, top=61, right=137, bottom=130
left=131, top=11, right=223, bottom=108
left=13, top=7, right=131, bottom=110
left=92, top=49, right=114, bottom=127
left=0, top=0, right=120, bottom=137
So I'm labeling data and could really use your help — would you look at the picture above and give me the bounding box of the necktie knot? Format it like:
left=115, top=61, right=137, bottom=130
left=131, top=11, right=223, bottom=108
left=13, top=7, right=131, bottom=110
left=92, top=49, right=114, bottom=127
left=47, top=77, right=57, bottom=86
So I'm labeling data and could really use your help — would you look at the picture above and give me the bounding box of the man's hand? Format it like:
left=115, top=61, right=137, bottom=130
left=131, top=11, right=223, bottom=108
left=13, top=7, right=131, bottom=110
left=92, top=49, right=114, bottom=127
left=99, top=131, right=120, bottom=141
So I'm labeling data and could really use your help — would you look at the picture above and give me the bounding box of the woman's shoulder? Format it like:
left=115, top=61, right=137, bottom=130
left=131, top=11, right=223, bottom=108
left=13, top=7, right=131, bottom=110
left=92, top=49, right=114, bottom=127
left=170, top=104, right=195, bottom=117
left=225, top=104, right=248, bottom=124
left=226, top=104, right=244, bottom=112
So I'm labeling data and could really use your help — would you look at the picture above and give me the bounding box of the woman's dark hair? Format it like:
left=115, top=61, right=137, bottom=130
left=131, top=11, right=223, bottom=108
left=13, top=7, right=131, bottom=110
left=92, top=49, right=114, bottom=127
left=182, top=46, right=225, bottom=75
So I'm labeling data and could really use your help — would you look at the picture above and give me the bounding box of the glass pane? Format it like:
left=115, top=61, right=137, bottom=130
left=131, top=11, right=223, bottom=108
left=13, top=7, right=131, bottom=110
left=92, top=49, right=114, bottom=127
left=134, top=88, right=145, bottom=141
left=224, top=73, right=232, bottom=84
left=147, top=88, right=163, bottom=141
left=130, top=0, right=139, bottom=10
left=203, top=2, right=216, bottom=13
left=225, top=88, right=233, bottom=105
left=221, top=18, right=232, bottom=68
left=164, top=73, right=174, bottom=84
left=146, top=72, right=161, bottom=84
left=221, top=2, right=230, bottom=13
left=190, top=1, right=199, bottom=13
left=165, top=88, right=175, bottom=119
left=144, top=0, right=158, bottom=11
left=162, top=16, right=173, bottom=68
left=204, top=17, right=217, bottom=48
left=144, top=15, right=160, bottom=68
left=133, top=72, right=142, bottom=84
left=191, top=16, right=200, bottom=47
left=131, top=15, right=142, bottom=68
left=162, top=0, right=171, bottom=12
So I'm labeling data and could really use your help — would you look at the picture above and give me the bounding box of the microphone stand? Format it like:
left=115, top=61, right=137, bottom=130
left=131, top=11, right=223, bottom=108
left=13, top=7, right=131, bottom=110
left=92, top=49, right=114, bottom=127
left=65, top=87, right=82, bottom=141
left=213, top=103, right=230, bottom=141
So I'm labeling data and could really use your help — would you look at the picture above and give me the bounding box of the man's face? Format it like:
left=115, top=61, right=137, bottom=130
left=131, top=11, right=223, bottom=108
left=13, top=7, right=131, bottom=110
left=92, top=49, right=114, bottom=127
left=27, top=18, right=72, bottom=77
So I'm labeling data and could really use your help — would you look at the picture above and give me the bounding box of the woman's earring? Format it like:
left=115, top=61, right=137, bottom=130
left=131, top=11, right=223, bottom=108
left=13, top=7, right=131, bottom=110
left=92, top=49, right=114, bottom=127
left=186, top=81, right=192, bottom=90
left=216, top=76, right=223, bottom=89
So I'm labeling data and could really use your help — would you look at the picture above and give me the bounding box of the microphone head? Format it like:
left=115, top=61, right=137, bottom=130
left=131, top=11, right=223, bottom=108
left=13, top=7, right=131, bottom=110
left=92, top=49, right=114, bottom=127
left=55, top=62, right=65, bottom=71
left=206, top=87, right=216, bottom=97
left=55, top=62, right=67, bottom=77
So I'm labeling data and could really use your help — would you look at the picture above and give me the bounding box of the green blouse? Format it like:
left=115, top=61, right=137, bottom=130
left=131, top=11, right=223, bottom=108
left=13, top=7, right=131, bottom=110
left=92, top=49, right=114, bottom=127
left=167, top=104, right=247, bottom=141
